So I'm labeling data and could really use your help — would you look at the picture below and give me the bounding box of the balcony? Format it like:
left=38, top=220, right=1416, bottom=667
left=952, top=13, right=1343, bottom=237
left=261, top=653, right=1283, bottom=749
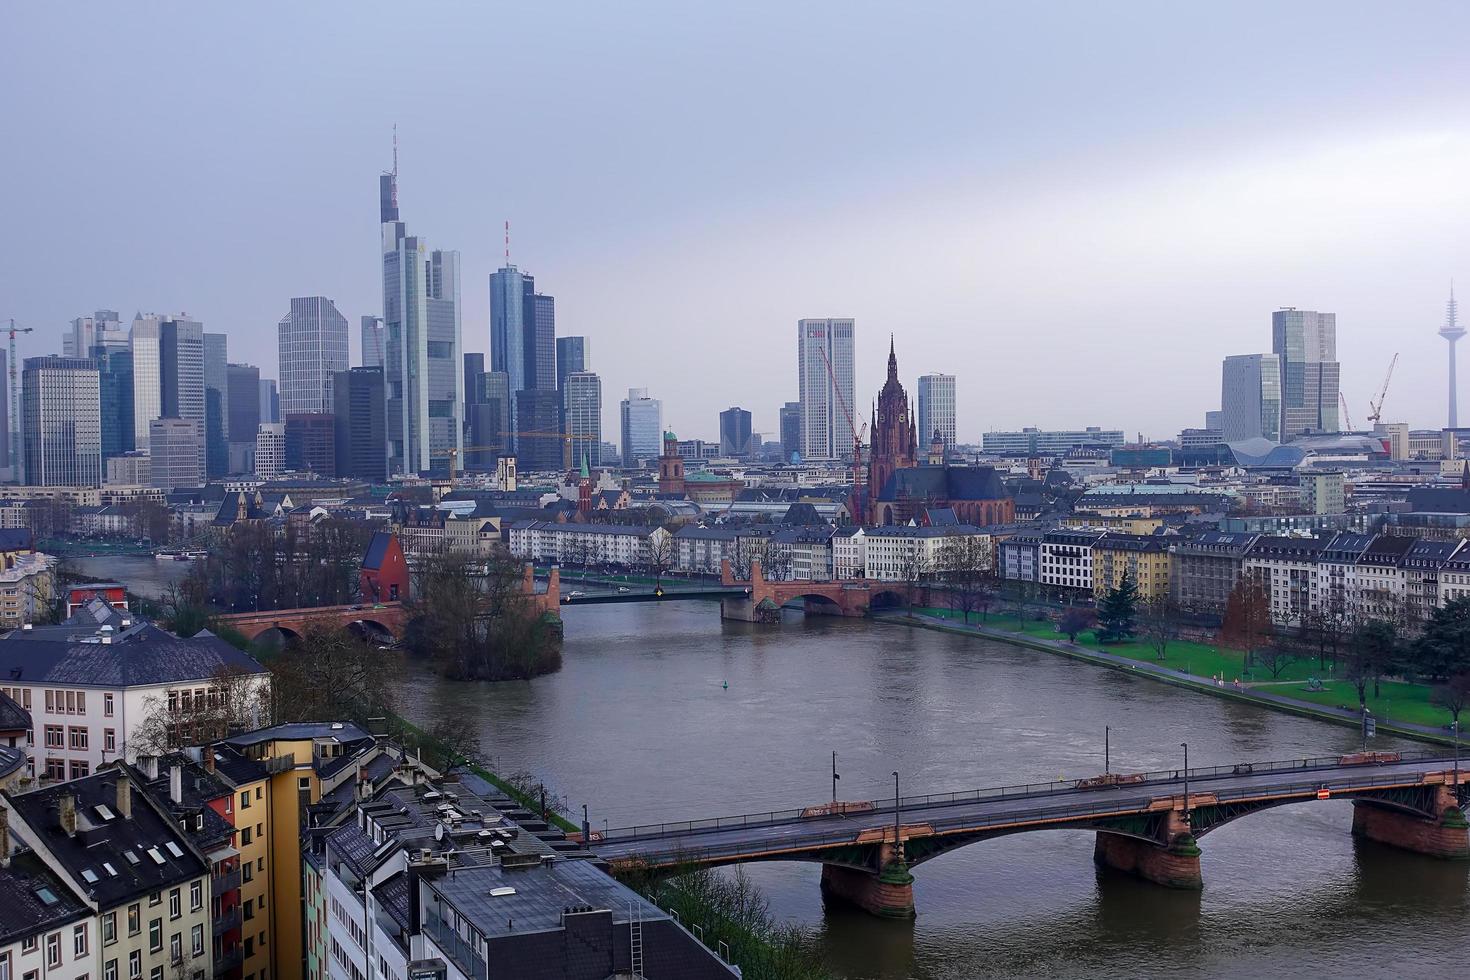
left=212, top=906, right=241, bottom=936
left=212, top=868, right=242, bottom=895
left=213, top=946, right=244, bottom=976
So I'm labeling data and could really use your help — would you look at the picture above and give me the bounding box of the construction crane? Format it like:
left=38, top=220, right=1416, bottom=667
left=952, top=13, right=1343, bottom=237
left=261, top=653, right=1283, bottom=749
left=1365, top=352, right=1399, bottom=426
left=818, top=343, right=866, bottom=520
left=446, top=430, right=600, bottom=479
left=6, top=320, right=34, bottom=476
left=1338, top=392, right=1354, bottom=432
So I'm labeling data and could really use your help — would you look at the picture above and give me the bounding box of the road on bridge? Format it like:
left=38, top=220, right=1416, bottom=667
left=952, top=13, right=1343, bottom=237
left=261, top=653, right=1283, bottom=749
left=594, top=752, right=1465, bottom=868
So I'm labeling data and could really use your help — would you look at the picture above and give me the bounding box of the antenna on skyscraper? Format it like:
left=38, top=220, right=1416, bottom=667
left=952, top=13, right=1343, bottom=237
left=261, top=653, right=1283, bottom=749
left=392, top=123, right=398, bottom=178
left=505, top=220, right=511, bottom=263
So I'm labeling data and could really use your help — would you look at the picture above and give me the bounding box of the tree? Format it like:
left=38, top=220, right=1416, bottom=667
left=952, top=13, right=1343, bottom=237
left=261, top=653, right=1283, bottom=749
left=427, top=716, right=484, bottom=772
left=1140, top=594, right=1179, bottom=661
left=131, top=664, right=270, bottom=756
left=936, top=537, right=995, bottom=624
left=1012, top=578, right=1037, bottom=623
left=268, top=627, right=399, bottom=724
left=1255, top=640, right=1298, bottom=680
left=1411, top=596, right=1470, bottom=683
left=1347, top=618, right=1400, bottom=707
left=1095, top=573, right=1140, bottom=644
left=1219, top=576, right=1273, bottom=674
left=1432, top=672, right=1470, bottom=732
left=1058, top=606, right=1094, bottom=642
left=644, top=532, right=674, bottom=590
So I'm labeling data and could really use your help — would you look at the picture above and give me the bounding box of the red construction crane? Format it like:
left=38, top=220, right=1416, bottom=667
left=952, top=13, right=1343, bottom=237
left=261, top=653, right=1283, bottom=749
left=818, top=343, right=866, bottom=520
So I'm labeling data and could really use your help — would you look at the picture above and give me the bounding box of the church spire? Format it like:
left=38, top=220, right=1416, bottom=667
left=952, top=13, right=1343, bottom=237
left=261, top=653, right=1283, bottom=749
left=887, top=334, right=898, bottom=383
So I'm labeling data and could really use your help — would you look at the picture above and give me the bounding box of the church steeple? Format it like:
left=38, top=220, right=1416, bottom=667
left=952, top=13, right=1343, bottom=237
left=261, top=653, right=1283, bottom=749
left=887, top=334, right=898, bottom=383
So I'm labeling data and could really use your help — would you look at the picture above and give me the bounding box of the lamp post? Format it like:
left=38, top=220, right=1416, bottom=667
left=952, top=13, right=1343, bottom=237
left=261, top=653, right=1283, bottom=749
left=892, top=770, right=901, bottom=845
left=1454, top=720, right=1461, bottom=793
left=831, top=751, right=839, bottom=804
left=1180, top=741, right=1190, bottom=823
left=1105, top=726, right=1110, bottom=775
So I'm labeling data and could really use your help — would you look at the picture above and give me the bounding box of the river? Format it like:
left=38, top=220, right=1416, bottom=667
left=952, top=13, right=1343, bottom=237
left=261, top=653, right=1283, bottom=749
left=67, top=554, right=196, bottom=600
left=395, top=601, right=1468, bottom=979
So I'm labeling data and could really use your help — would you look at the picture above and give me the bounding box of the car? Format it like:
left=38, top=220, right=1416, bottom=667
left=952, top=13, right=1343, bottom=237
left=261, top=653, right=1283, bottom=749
left=617, top=586, right=631, bottom=593
left=568, top=590, right=585, bottom=598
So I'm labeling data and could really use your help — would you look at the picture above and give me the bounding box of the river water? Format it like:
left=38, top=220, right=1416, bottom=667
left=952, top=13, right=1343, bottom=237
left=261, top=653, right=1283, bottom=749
left=68, top=554, right=195, bottom=600
left=395, top=602, right=1469, bottom=978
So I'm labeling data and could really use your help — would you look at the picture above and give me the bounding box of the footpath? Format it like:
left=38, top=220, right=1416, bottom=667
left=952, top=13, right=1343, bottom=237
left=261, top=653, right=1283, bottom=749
left=883, top=610, right=1461, bottom=747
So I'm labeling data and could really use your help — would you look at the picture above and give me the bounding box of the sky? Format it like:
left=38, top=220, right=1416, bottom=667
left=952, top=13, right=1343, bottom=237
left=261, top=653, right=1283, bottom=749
left=3, top=1, right=1469, bottom=445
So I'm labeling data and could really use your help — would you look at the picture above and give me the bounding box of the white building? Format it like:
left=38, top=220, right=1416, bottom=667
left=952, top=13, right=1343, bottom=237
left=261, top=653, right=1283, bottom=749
left=917, top=373, right=957, bottom=450
left=1039, top=529, right=1105, bottom=595
left=278, top=296, right=350, bottom=416
left=797, top=318, right=855, bottom=461
left=0, top=844, right=94, bottom=980
left=831, top=527, right=867, bottom=580
left=862, top=525, right=991, bottom=582
left=508, top=521, right=670, bottom=569
left=254, top=423, right=285, bottom=480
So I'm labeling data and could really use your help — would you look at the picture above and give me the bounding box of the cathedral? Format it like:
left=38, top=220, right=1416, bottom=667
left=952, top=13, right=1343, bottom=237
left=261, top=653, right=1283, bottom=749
left=865, top=340, right=1015, bottom=527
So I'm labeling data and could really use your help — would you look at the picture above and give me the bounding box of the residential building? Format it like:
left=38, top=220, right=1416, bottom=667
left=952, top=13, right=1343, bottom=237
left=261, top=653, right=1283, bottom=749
left=779, top=401, right=801, bottom=462
left=284, top=414, right=337, bottom=477
left=1300, top=470, right=1345, bottom=515
left=719, top=407, right=753, bottom=457
left=1220, top=353, right=1283, bottom=442
left=563, top=371, right=601, bottom=470
left=770, top=525, right=835, bottom=581
left=21, top=356, right=102, bottom=488
left=999, top=528, right=1043, bottom=583
left=515, top=388, right=564, bottom=472
left=1168, top=531, right=1257, bottom=613
left=1437, top=547, right=1470, bottom=606
left=673, top=525, right=743, bottom=576
left=1244, top=535, right=1329, bottom=626
left=203, top=333, right=229, bottom=478
left=508, top=520, right=671, bottom=568
left=360, top=315, right=384, bottom=369
left=1273, top=308, right=1340, bottom=436
left=1091, top=533, right=1171, bottom=600
left=332, top=367, right=387, bottom=483
left=254, top=423, right=285, bottom=480
left=147, top=418, right=203, bottom=490
left=1039, top=529, right=1105, bottom=595
left=0, top=549, right=57, bottom=631
left=1403, top=538, right=1461, bottom=625
left=620, top=388, right=662, bottom=466
left=1348, top=534, right=1413, bottom=622
left=831, top=526, right=867, bottom=580
left=917, top=373, right=956, bottom=450
left=0, top=848, right=92, bottom=980
left=980, top=427, right=1125, bottom=455
left=863, top=525, right=991, bottom=582
left=797, top=317, right=855, bottom=461
left=390, top=503, right=500, bottom=559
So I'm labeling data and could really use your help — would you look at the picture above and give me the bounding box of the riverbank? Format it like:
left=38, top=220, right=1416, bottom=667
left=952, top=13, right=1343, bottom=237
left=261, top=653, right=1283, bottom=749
left=888, top=608, right=1463, bottom=748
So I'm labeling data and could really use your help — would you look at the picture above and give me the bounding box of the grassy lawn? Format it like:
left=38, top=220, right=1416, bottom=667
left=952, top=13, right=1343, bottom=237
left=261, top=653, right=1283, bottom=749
left=913, top=605, right=1463, bottom=733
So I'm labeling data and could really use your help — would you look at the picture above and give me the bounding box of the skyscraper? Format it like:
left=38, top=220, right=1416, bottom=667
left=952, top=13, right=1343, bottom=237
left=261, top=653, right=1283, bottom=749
left=917, top=373, right=957, bottom=451
left=515, top=389, right=563, bottom=471
left=333, top=367, right=387, bottom=482
left=227, top=364, right=262, bottom=444
left=779, top=401, right=801, bottom=463
left=147, top=417, right=203, bottom=489
left=620, top=388, right=662, bottom=467
left=380, top=167, right=463, bottom=476
left=719, top=407, right=752, bottom=457
left=129, top=314, right=161, bottom=451
left=259, top=379, right=279, bottom=424
left=203, top=332, right=229, bottom=478
left=555, top=336, right=588, bottom=392
left=95, top=344, right=134, bottom=464
left=1439, top=287, right=1464, bottom=428
left=1221, top=354, right=1282, bottom=442
left=254, top=422, right=285, bottom=480
left=64, top=310, right=126, bottom=359
left=158, top=316, right=204, bottom=431
left=360, top=315, right=385, bottom=368
left=278, top=296, right=349, bottom=416
left=285, top=413, right=337, bottom=476
left=22, top=356, right=101, bottom=487
left=796, top=318, right=855, bottom=461
left=463, top=352, right=485, bottom=423
left=466, top=371, right=510, bottom=470
left=1272, top=308, right=1339, bottom=436
left=489, top=265, right=556, bottom=446
left=563, top=371, right=602, bottom=470
left=526, top=290, right=556, bottom=391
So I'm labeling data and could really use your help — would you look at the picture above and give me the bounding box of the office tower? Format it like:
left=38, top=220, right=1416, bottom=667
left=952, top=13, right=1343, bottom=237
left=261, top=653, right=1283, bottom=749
left=333, top=367, right=387, bottom=482
left=467, top=371, right=510, bottom=471
left=21, top=356, right=101, bottom=487
left=227, top=364, right=261, bottom=443
left=515, top=389, right=564, bottom=471
left=129, top=314, right=161, bottom=451
left=1204, top=410, right=1223, bottom=431
left=556, top=336, right=588, bottom=393
left=254, top=422, right=285, bottom=479
left=284, top=413, right=337, bottom=476
left=381, top=169, right=462, bottom=475
left=278, top=296, right=348, bottom=415
left=779, top=401, right=801, bottom=463
left=489, top=266, right=556, bottom=444
left=796, top=318, right=855, bottom=460
left=203, top=332, right=228, bottom=478
left=259, top=379, right=279, bottom=423
left=563, top=371, right=601, bottom=469
left=1439, top=287, right=1465, bottom=427
left=95, top=344, right=134, bottom=463
left=147, top=417, right=203, bottom=489
left=719, top=407, right=753, bottom=457
left=1221, top=354, right=1283, bottom=442
left=361, top=315, right=385, bottom=368
left=620, top=388, right=663, bottom=466
left=463, top=352, right=485, bottom=418
left=917, top=373, right=957, bottom=450
left=1272, top=308, right=1339, bottom=436
left=526, top=290, right=556, bottom=391
left=64, top=310, right=126, bottom=358
left=159, top=315, right=205, bottom=433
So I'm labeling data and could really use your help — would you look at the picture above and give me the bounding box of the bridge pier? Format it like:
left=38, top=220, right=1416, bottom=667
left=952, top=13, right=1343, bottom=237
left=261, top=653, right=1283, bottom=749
left=1093, top=810, right=1202, bottom=889
left=1351, top=784, right=1469, bottom=860
left=820, top=846, right=915, bottom=919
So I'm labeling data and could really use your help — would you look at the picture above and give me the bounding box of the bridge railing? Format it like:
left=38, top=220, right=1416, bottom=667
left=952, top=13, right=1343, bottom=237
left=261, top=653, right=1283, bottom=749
left=599, top=751, right=1453, bottom=842
left=605, top=768, right=1452, bottom=863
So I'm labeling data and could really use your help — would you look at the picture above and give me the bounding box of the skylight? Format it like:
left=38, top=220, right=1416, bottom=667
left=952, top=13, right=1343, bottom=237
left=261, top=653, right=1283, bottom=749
left=147, top=848, right=166, bottom=865
left=489, top=886, right=516, bottom=897
left=165, top=842, right=184, bottom=858
left=34, top=886, right=59, bottom=906
left=124, top=850, right=141, bottom=865
left=82, top=869, right=99, bottom=883
left=94, top=804, right=116, bottom=822
left=103, top=863, right=118, bottom=877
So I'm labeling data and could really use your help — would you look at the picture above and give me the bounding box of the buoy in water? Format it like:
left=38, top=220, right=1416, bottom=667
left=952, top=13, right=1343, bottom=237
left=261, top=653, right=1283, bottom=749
left=722, top=681, right=728, bottom=690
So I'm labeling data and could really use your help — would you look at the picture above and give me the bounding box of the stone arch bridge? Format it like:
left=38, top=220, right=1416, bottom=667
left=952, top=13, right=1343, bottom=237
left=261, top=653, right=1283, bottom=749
left=717, top=558, right=916, bottom=621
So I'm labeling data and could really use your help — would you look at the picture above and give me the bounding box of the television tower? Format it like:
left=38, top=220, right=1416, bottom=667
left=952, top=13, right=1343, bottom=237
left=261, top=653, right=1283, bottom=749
left=1440, top=284, right=1465, bottom=427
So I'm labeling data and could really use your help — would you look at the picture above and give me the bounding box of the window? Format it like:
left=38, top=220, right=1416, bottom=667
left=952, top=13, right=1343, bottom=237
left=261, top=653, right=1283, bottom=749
left=149, top=918, right=161, bottom=953
left=169, top=889, right=181, bottom=919
left=104, top=958, right=118, bottom=980
left=129, top=949, right=141, bottom=980
left=69, top=760, right=89, bottom=780
left=46, top=932, right=60, bottom=967
left=103, top=911, right=116, bottom=944
left=255, top=787, right=262, bottom=800
left=243, top=899, right=253, bottom=921
left=73, top=923, right=88, bottom=957
left=241, top=827, right=252, bottom=845
left=45, top=689, right=53, bottom=713
left=239, top=791, right=250, bottom=810
left=169, top=933, right=181, bottom=963
left=190, top=880, right=202, bottom=911
left=21, top=937, right=36, bottom=955
left=104, top=692, right=114, bottom=716
left=127, top=904, right=140, bottom=936
left=242, top=863, right=253, bottom=883
left=190, top=924, right=203, bottom=958
left=149, top=891, right=160, bottom=907
left=44, top=758, right=64, bottom=781
left=150, top=969, right=162, bottom=980
left=44, top=725, right=63, bottom=749
left=104, top=729, right=116, bottom=753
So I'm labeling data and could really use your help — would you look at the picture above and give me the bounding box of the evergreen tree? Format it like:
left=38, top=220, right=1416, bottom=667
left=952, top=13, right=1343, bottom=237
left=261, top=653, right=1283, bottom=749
left=1410, top=595, right=1470, bottom=682
left=1096, top=573, right=1140, bottom=644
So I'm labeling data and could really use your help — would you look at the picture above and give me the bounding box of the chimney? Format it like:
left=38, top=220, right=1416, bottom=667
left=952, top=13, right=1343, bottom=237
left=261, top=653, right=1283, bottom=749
left=116, top=772, right=132, bottom=820
left=0, top=806, right=10, bottom=868
left=169, top=764, right=182, bottom=805
left=58, top=791, right=77, bottom=836
left=141, top=756, right=158, bottom=781
left=203, top=745, right=216, bottom=774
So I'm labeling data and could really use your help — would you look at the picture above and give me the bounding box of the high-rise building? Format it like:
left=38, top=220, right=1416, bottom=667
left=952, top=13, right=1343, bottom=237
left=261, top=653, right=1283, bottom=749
left=515, top=388, right=564, bottom=471
left=1221, top=354, right=1283, bottom=442
left=463, top=352, right=485, bottom=416
left=94, top=344, right=134, bottom=464
left=129, top=314, right=161, bottom=451
left=259, top=379, right=279, bottom=424
left=22, top=356, right=101, bottom=487
left=64, top=310, right=126, bottom=359
left=147, top=417, right=203, bottom=489
left=381, top=170, right=462, bottom=475
left=227, top=364, right=262, bottom=443
left=563, top=371, right=602, bottom=470
left=203, top=332, right=229, bottom=478
left=284, top=413, right=337, bottom=476
left=333, top=367, right=387, bottom=483
left=526, top=290, right=556, bottom=391
left=1439, top=287, right=1464, bottom=428
left=1272, top=308, right=1339, bottom=436
left=620, top=388, right=663, bottom=467
left=489, top=266, right=556, bottom=444
left=719, top=407, right=752, bottom=457
left=360, top=315, right=385, bottom=368
left=278, top=296, right=349, bottom=416
left=555, top=336, right=588, bottom=393
left=796, top=318, right=855, bottom=461
left=1204, top=410, right=1224, bottom=431
left=917, top=373, right=956, bottom=451
left=779, top=401, right=801, bottom=463
left=159, top=315, right=204, bottom=430
left=254, top=422, right=285, bottom=479
left=466, top=371, right=510, bottom=471
left=0, top=349, right=9, bottom=471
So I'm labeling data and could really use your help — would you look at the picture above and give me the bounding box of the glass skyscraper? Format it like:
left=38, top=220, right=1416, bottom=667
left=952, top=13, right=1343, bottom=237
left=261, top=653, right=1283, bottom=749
left=1272, top=308, right=1339, bottom=436
left=719, top=407, right=752, bottom=457
left=563, top=371, right=602, bottom=469
left=797, top=318, right=855, bottom=461
left=129, top=315, right=161, bottom=451
left=278, top=296, right=349, bottom=416
left=22, top=356, right=101, bottom=487
left=918, top=373, right=957, bottom=449
left=1220, top=354, right=1283, bottom=442
left=620, top=388, right=662, bottom=466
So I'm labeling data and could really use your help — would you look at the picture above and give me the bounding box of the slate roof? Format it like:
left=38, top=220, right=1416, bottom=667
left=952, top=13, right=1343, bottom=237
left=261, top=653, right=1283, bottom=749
left=1406, top=487, right=1470, bottom=514
left=0, top=528, right=34, bottom=552
left=372, top=871, right=413, bottom=933
left=0, top=743, right=24, bottom=780
left=0, top=852, right=89, bottom=946
left=874, top=465, right=1009, bottom=503
left=0, top=687, right=30, bottom=732
left=0, top=620, right=267, bottom=688
left=362, top=531, right=395, bottom=570
left=222, top=721, right=371, bottom=748
left=427, top=859, right=670, bottom=939
left=5, top=768, right=209, bottom=907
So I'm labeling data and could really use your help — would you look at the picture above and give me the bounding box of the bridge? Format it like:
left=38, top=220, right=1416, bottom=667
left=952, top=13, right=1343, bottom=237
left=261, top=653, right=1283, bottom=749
left=715, top=558, right=914, bottom=622
left=594, top=752, right=1469, bottom=918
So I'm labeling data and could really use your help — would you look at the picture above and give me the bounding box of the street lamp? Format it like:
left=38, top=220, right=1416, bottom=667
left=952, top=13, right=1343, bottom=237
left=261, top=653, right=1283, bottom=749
left=831, top=751, right=840, bottom=805
left=1105, top=726, right=1111, bottom=775
left=892, top=770, right=901, bottom=845
left=1180, top=742, right=1190, bottom=823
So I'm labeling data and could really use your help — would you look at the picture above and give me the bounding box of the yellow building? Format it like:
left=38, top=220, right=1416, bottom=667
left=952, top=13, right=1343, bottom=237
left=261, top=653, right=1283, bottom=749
left=1091, top=533, right=1172, bottom=600
left=1062, top=514, right=1164, bottom=535
left=212, top=723, right=381, bottom=980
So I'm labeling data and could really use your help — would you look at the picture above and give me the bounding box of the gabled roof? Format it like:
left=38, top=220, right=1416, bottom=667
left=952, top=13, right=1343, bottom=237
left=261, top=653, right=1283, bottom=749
left=0, top=853, right=89, bottom=946
left=361, top=531, right=397, bottom=570
left=0, top=688, right=31, bottom=732
left=874, top=465, right=1009, bottom=503
left=0, top=620, right=267, bottom=687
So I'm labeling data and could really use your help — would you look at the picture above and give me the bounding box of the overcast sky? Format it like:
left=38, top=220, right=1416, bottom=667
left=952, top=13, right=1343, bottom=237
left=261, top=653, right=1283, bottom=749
left=3, top=1, right=1468, bottom=444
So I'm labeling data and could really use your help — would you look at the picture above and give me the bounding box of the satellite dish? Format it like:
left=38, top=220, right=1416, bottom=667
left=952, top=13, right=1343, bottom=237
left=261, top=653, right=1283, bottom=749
left=434, top=823, right=444, bottom=842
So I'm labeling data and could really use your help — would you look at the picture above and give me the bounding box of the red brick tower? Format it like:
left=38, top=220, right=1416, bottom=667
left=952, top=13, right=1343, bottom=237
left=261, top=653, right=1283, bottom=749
left=867, top=337, right=917, bottom=521
left=577, top=454, right=593, bottom=514
left=658, top=431, right=686, bottom=494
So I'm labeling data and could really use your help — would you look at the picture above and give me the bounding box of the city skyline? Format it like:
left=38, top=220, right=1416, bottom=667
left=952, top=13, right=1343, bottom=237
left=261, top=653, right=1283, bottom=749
left=5, top=4, right=1468, bottom=445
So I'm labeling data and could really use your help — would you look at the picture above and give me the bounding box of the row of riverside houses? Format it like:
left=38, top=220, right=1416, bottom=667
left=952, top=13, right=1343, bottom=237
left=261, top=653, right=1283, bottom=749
left=998, top=524, right=1470, bottom=628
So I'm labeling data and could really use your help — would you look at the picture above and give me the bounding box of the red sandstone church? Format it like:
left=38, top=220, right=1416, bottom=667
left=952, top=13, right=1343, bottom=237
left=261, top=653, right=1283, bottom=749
left=864, top=340, right=1014, bottom=526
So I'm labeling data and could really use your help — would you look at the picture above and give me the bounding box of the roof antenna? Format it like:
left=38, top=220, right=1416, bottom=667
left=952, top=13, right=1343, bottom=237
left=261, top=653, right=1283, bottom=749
left=505, top=220, right=511, bottom=264
left=392, top=123, right=398, bottom=178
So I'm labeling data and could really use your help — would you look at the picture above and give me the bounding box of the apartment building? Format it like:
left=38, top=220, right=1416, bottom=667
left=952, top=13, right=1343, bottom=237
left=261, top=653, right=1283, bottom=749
left=507, top=521, right=671, bottom=569
left=1090, top=534, right=1171, bottom=601
left=1168, top=531, right=1256, bottom=613
left=1039, top=529, right=1105, bottom=596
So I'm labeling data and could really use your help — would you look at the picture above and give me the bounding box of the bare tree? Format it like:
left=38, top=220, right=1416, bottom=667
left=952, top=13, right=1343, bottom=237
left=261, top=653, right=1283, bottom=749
left=1219, top=575, right=1273, bottom=674
left=936, top=537, right=995, bottom=624
left=1140, top=594, right=1179, bottom=661
left=644, top=532, right=674, bottom=590
left=130, top=665, right=271, bottom=757
left=1431, top=672, right=1470, bottom=731
left=427, top=716, right=484, bottom=771
left=1058, top=606, right=1094, bottom=642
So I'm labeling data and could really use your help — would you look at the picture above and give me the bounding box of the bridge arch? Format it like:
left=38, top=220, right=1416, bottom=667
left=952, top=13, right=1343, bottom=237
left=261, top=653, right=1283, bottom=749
left=868, top=589, right=906, bottom=611
left=346, top=619, right=396, bottom=643
left=252, top=625, right=302, bottom=649
left=787, top=592, right=845, bottom=615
